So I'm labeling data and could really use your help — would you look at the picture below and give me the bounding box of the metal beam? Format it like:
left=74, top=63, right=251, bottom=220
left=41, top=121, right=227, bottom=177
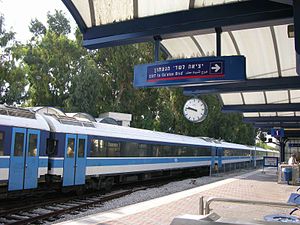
left=222, top=103, right=300, bottom=113
left=81, top=0, right=293, bottom=49
left=269, top=0, right=293, bottom=5
left=183, top=76, right=300, bottom=95
left=254, top=123, right=300, bottom=128
left=285, top=130, right=300, bottom=137
left=62, top=0, right=87, bottom=33
left=294, top=0, right=300, bottom=75
left=243, top=116, right=300, bottom=123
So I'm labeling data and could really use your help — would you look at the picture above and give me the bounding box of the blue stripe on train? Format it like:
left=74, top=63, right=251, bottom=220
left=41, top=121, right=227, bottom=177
left=86, top=157, right=212, bottom=166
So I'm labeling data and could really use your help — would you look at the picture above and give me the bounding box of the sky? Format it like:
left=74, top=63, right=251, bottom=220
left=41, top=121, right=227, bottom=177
left=0, top=0, right=77, bottom=42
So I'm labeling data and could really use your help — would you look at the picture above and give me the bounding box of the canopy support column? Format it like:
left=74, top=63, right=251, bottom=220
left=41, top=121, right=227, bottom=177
left=215, top=27, right=222, bottom=56
left=154, top=36, right=162, bottom=62
left=294, top=0, right=300, bottom=75
left=280, top=138, right=288, bottom=163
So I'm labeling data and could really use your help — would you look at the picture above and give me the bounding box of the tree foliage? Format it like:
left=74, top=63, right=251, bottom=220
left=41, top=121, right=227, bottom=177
left=0, top=15, right=27, bottom=105
left=0, top=11, right=254, bottom=145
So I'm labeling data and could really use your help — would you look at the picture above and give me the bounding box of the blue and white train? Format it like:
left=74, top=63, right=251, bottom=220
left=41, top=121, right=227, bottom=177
left=0, top=105, right=278, bottom=195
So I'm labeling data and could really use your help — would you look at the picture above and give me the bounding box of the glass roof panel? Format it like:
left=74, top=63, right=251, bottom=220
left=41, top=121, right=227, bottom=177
left=274, top=25, right=297, bottom=77
left=242, top=92, right=266, bottom=104
left=243, top=112, right=259, bottom=117
left=265, top=90, right=289, bottom=104
left=232, top=27, right=278, bottom=79
left=277, top=112, right=295, bottom=117
left=138, top=0, right=189, bottom=18
left=296, top=112, right=300, bottom=116
left=162, top=37, right=200, bottom=58
left=220, top=93, right=243, bottom=105
left=72, top=0, right=91, bottom=27
left=93, top=0, right=133, bottom=25
left=290, top=90, right=300, bottom=103
left=260, top=112, right=277, bottom=117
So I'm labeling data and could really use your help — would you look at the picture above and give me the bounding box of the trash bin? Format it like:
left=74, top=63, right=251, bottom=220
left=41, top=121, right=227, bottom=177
left=282, top=167, right=293, bottom=185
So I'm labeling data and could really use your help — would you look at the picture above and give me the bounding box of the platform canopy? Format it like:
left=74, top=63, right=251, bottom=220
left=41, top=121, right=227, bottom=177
left=62, top=0, right=300, bottom=134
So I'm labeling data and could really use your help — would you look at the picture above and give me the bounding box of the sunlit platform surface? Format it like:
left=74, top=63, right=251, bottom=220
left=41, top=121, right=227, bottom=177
left=55, top=168, right=298, bottom=225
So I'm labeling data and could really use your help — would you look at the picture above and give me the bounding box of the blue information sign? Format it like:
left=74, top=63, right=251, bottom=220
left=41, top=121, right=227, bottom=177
left=271, top=128, right=285, bottom=138
left=134, top=56, right=246, bottom=88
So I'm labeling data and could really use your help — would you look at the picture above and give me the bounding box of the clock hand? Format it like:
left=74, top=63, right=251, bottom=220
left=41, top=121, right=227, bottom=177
left=186, top=107, right=197, bottom=112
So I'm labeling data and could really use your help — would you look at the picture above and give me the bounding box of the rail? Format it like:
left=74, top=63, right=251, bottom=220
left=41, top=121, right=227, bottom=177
left=199, top=196, right=300, bottom=215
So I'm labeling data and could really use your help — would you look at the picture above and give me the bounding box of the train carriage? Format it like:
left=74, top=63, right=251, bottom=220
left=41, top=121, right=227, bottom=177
left=0, top=105, right=279, bottom=195
left=0, top=106, right=50, bottom=193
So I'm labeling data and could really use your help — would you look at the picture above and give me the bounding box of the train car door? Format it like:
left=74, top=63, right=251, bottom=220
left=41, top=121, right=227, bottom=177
left=217, top=147, right=223, bottom=169
left=74, top=135, right=87, bottom=185
left=63, top=134, right=87, bottom=186
left=24, top=129, right=40, bottom=189
left=8, top=128, right=40, bottom=191
left=63, top=134, right=77, bottom=186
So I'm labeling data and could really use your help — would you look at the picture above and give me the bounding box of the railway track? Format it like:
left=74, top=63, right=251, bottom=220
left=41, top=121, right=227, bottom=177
left=0, top=188, right=142, bottom=225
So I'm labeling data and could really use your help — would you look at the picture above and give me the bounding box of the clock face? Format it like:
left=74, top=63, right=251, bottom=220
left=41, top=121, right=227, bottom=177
left=183, top=98, right=208, bottom=123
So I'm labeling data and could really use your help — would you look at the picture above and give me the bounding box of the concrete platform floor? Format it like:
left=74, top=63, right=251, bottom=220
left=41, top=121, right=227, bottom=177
left=56, top=168, right=298, bottom=225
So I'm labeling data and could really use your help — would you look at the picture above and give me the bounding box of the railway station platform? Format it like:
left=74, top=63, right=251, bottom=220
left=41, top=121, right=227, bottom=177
left=56, top=168, right=299, bottom=225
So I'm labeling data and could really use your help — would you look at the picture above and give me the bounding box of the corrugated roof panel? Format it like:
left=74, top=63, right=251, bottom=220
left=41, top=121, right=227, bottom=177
left=93, top=0, right=133, bottom=25
left=138, top=0, right=189, bottom=18
left=194, top=0, right=241, bottom=8
left=232, top=27, right=278, bottom=79
left=290, top=90, right=300, bottom=103
left=277, top=111, right=295, bottom=116
left=260, top=112, right=277, bottom=117
left=220, top=93, right=243, bottom=105
left=194, top=31, right=237, bottom=57
left=265, top=90, right=289, bottom=104
left=243, top=112, right=259, bottom=117
left=243, top=92, right=266, bottom=104
left=161, top=37, right=201, bottom=58
left=274, top=25, right=297, bottom=77
left=72, top=0, right=91, bottom=27
left=193, top=33, right=215, bottom=56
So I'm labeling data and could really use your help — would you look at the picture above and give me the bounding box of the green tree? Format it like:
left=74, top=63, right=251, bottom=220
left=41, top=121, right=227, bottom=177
left=0, top=15, right=27, bottom=104
left=22, top=11, right=82, bottom=108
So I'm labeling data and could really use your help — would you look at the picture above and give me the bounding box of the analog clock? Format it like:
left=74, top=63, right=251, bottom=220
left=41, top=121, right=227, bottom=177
left=183, top=98, right=208, bottom=123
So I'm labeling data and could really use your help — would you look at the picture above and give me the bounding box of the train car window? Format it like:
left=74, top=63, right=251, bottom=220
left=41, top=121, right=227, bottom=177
left=67, top=138, right=75, bottom=158
left=162, top=145, right=172, bottom=157
left=151, top=145, right=159, bottom=157
left=0, top=132, right=4, bottom=156
left=107, top=141, right=120, bottom=157
left=90, top=139, right=106, bottom=157
left=14, top=133, right=24, bottom=157
left=46, top=139, right=58, bottom=156
left=138, top=144, right=147, bottom=157
left=123, top=142, right=139, bottom=157
left=28, top=134, right=38, bottom=156
left=78, top=139, right=85, bottom=158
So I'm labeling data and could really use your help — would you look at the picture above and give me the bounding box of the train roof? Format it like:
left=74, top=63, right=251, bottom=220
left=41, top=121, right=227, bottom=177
left=39, top=113, right=274, bottom=152
left=0, top=105, right=50, bottom=131
left=41, top=113, right=214, bottom=147
left=0, top=105, right=275, bottom=152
